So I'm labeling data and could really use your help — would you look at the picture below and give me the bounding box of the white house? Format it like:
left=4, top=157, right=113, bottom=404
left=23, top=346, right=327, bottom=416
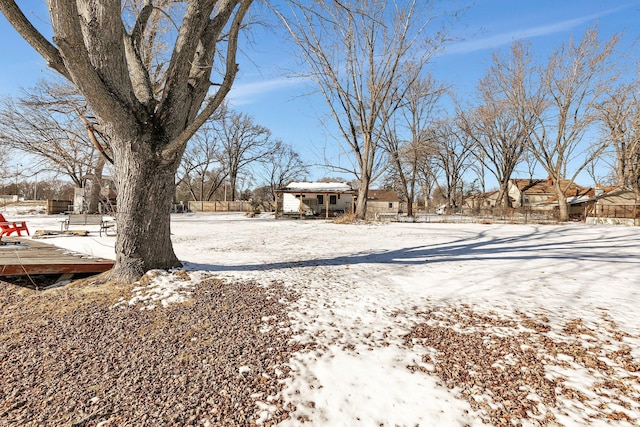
left=275, top=182, right=355, bottom=218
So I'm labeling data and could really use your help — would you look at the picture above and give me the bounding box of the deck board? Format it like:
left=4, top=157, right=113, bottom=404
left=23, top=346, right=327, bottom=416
left=0, top=237, right=114, bottom=276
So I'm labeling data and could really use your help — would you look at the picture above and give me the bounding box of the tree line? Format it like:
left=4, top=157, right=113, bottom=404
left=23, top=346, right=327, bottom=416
left=0, top=80, right=308, bottom=208
left=287, top=2, right=638, bottom=222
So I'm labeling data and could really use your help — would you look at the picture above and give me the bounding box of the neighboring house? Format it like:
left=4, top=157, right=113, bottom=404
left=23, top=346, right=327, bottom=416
left=365, top=189, right=401, bottom=219
left=507, top=178, right=592, bottom=210
left=464, top=190, right=500, bottom=210
left=542, top=188, right=595, bottom=217
left=274, top=182, right=355, bottom=218
left=585, top=186, right=639, bottom=225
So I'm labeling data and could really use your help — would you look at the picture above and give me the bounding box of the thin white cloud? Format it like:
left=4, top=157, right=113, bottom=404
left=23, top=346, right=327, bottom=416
left=229, top=76, right=308, bottom=106
left=444, top=5, right=630, bottom=55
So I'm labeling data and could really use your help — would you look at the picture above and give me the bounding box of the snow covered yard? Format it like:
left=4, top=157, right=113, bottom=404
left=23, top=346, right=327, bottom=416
left=8, top=212, right=640, bottom=426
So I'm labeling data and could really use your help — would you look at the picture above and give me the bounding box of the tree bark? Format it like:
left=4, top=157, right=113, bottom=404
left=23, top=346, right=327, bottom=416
left=109, top=133, right=181, bottom=281
left=557, top=195, right=569, bottom=222
left=355, top=189, right=369, bottom=220
left=497, top=180, right=510, bottom=208
left=554, top=181, right=570, bottom=222
left=355, top=174, right=371, bottom=220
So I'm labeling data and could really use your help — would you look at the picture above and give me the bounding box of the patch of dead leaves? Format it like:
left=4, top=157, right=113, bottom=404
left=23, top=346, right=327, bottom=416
left=404, top=307, right=640, bottom=426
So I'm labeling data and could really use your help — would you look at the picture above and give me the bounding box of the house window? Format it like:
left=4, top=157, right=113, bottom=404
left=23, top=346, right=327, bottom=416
left=317, top=195, right=324, bottom=205
left=329, top=195, right=337, bottom=205
left=388, top=202, right=393, bottom=209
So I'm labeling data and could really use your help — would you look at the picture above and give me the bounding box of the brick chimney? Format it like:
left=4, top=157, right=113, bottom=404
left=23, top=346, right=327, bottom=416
left=595, top=183, right=604, bottom=196
left=546, top=176, right=553, bottom=186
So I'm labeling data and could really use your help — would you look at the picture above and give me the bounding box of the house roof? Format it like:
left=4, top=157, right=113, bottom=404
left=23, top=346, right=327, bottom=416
left=466, top=190, right=499, bottom=200
left=367, top=189, right=400, bottom=202
left=544, top=187, right=595, bottom=204
left=278, top=182, right=355, bottom=194
left=511, top=179, right=589, bottom=197
left=591, top=185, right=638, bottom=203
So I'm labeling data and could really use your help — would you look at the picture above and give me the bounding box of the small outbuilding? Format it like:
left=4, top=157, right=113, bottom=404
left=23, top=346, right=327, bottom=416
left=585, top=186, right=639, bottom=225
left=274, top=182, right=355, bottom=219
left=366, top=189, right=402, bottom=219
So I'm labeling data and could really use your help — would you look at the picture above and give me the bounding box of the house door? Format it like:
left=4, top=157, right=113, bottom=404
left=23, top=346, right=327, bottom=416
left=307, top=198, right=318, bottom=215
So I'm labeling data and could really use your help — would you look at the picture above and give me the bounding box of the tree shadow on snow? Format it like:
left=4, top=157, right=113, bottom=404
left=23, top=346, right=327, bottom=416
left=182, top=225, right=640, bottom=273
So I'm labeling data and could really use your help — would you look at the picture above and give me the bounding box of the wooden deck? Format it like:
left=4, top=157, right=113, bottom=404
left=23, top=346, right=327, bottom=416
left=0, top=237, right=114, bottom=276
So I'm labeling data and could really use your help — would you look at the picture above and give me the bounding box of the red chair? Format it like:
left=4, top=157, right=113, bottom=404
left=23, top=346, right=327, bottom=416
left=0, top=213, right=30, bottom=239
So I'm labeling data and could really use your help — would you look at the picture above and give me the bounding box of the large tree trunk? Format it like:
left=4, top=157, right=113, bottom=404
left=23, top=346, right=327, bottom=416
left=355, top=175, right=371, bottom=220
left=406, top=180, right=415, bottom=217
left=497, top=180, right=510, bottom=208
left=556, top=192, right=569, bottom=222
left=108, top=135, right=181, bottom=282
left=634, top=179, right=640, bottom=226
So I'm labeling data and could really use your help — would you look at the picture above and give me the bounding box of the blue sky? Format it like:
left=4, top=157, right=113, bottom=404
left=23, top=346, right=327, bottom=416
left=1, top=1, right=639, bottom=186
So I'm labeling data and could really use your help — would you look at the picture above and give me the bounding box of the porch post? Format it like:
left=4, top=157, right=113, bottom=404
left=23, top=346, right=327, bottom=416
left=299, top=192, right=303, bottom=219
left=325, top=192, right=329, bottom=218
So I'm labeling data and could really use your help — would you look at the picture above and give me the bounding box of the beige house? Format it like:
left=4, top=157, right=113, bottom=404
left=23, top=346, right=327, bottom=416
left=365, top=189, right=401, bottom=219
left=464, top=178, right=593, bottom=219
left=464, top=190, right=499, bottom=210
left=507, top=178, right=592, bottom=210
left=585, top=186, right=639, bottom=225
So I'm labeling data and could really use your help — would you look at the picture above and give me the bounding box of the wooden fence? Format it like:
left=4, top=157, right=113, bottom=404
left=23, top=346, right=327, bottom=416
left=590, top=204, right=639, bottom=219
left=187, top=200, right=273, bottom=213
left=47, top=200, right=72, bottom=215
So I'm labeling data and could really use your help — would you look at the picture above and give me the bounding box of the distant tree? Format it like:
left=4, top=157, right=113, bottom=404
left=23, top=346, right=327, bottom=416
left=381, top=73, right=444, bottom=216
left=0, top=1, right=252, bottom=282
left=457, top=72, right=531, bottom=208
left=596, top=80, right=640, bottom=200
left=492, top=30, right=619, bottom=221
left=431, top=117, right=475, bottom=208
left=0, top=80, right=111, bottom=212
left=215, top=106, right=277, bottom=201
left=319, top=177, right=348, bottom=183
left=0, top=177, right=75, bottom=200
left=177, top=121, right=226, bottom=203
left=257, top=141, right=308, bottom=201
left=282, top=0, right=452, bottom=219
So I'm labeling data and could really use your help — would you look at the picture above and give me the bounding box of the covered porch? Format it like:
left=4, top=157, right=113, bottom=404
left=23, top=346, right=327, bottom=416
left=274, top=182, right=355, bottom=219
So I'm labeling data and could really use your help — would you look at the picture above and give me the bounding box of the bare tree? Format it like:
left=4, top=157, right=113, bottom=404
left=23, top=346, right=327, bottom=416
left=431, top=117, right=475, bottom=209
left=417, top=157, right=440, bottom=211
left=0, top=95, right=91, bottom=188
left=215, top=107, right=277, bottom=201
left=281, top=0, right=450, bottom=219
left=0, top=80, right=111, bottom=212
left=257, top=141, right=308, bottom=201
left=458, top=76, right=531, bottom=208
left=381, top=74, right=444, bottom=216
left=596, top=80, right=640, bottom=200
left=493, top=30, right=619, bottom=221
left=0, top=1, right=252, bottom=281
left=0, top=80, right=112, bottom=212
left=177, top=123, right=226, bottom=203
